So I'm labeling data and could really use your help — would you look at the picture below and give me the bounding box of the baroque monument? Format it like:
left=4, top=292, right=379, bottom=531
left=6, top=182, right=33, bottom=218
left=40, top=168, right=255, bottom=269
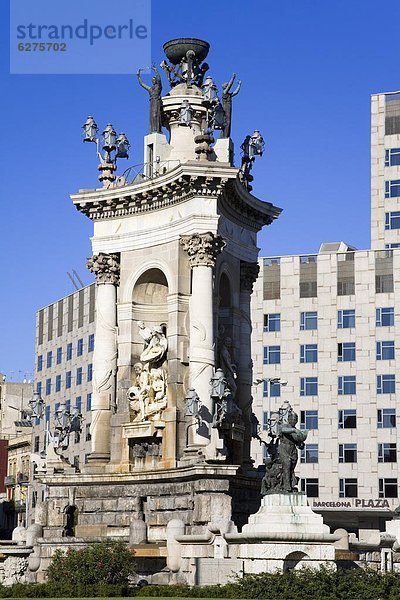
left=27, top=37, right=293, bottom=582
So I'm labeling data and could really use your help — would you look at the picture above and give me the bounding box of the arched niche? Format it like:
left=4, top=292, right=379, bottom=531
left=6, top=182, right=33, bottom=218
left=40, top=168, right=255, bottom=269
left=283, top=550, right=309, bottom=571
left=218, top=271, right=233, bottom=340
left=132, top=268, right=169, bottom=360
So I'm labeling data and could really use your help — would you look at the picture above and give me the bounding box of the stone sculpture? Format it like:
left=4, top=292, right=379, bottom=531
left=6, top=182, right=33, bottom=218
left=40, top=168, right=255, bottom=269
left=179, top=99, right=193, bottom=126
left=137, top=65, right=163, bottom=134
left=221, top=73, right=241, bottom=138
left=218, top=337, right=237, bottom=397
left=202, top=76, right=218, bottom=103
left=261, top=402, right=308, bottom=495
left=127, top=322, right=168, bottom=422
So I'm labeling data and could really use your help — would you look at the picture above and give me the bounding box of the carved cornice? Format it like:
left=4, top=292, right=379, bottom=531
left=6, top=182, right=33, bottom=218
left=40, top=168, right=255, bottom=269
left=87, top=253, right=120, bottom=285
left=180, top=232, right=226, bottom=267
left=240, top=261, right=260, bottom=293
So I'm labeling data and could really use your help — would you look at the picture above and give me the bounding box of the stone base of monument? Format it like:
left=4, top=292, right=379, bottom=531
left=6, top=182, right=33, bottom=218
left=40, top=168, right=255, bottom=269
left=225, top=493, right=339, bottom=573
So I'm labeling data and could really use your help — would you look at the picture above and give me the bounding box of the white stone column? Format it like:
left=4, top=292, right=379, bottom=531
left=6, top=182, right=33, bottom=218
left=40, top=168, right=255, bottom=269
left=86, top=253, right=120, bottom=463
left=238, top=261, right=260, bottom=467
left=180, top=233, right=225, bottom=448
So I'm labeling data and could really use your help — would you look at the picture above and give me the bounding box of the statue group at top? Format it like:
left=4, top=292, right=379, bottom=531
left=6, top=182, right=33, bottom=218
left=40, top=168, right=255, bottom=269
left=137, top=38, right=264, bottom=187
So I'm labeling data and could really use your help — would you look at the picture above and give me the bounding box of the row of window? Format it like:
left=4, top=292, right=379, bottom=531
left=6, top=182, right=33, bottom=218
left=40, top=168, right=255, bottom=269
left=37, top=334, right=95, bottom=371
left=297, top=442, right=397, bottom=464
left=36, top=365, right=93, bottom=396
left=385, top=148, right=400, bottom=167
left=264, top=308, right=395, bottom=332
left=300, top=478, right=398, bottom=498
left=263, top=341, right=395, bottom=364
left=263, top=408, right=396, bottom=431
left=262, top=375, right=396, bottom=397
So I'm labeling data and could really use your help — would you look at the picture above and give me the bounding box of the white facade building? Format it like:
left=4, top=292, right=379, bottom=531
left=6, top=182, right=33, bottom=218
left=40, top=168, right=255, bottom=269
left=251, top=91, right=400, bottom=535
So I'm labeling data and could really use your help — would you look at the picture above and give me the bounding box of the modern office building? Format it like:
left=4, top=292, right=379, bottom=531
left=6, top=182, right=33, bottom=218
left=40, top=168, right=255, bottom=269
left=32, top=284, right=95, bottom=477
left=251, top=91, right=400, bottom=535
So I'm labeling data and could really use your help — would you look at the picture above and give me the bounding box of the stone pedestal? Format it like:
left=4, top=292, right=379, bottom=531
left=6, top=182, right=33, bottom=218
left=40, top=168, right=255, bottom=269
left=226, top=493, right=338, bottom=573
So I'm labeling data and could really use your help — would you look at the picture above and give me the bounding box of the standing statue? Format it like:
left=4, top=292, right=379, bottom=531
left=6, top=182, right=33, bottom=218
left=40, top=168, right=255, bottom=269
left=260, top=402, right=308, bottom=495
left=221, top=73, right=241, bottom=138
left=210, top=100, right=225, bottom=131
left=137, top=65, right=163, bottom=134
left=179, top=99, right=193, bottom=126
left=138, top=321, right=168, bottom=366
left=218, top=337, right=237, bottom=397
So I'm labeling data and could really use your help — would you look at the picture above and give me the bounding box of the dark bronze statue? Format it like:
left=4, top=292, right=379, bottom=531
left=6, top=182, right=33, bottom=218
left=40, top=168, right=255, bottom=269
left=137, top=65, right=163, bottom=134
left=221, top=73, right=241, bottom=138
left=261, top=403, right=308, bottom=495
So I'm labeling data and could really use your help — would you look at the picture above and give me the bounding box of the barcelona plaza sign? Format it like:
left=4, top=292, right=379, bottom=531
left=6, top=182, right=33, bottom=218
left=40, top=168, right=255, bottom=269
left=312, top=498, right=392, bottom=510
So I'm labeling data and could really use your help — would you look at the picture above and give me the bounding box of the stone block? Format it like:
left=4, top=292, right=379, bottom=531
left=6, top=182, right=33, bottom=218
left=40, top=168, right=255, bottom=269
left=75, top=524, right=108, bottom=538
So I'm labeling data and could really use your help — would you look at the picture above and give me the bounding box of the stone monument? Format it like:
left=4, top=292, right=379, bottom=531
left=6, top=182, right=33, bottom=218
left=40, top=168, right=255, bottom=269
left=30, top=37, right=282, bottom=581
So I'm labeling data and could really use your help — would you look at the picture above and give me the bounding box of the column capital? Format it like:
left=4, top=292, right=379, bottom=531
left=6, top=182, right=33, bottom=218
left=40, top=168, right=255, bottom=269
left=87, top=253, right=120, bottom=285
left=180, top=232, right=225, bottom=268
left=240, top=261, right=260, bottom=293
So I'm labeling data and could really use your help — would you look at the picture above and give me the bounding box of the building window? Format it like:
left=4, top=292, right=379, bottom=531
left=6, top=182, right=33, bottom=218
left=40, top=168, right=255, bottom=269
left=379, top=478, right=398, bottom=498
left=300, top=344, right=318, bottom=364
left=338, top=409, right=357, bottom=429
left=37, top=355, right=43, bottom=372
left=263, top=258, right=281, bottom=300
left=86, top=393, right=92, bottom=411
left=56, top=347, right=62, bottom=364
left=67, top=343, right=73, bottom=361
left=339, top=443, right=357, bottom=463
left=36, top=381, right=42, bottom=396
left=263, top=380, right=281, bottom=397
left=378, top=408, right=396, bottom=428
left=337, top=252, right=355, bottom=296
left=299, top=256, right=317, bottom=298
left=377, top=341, right=395, bottom=361
left=86, top=424, right=91, bottom=442
left=386, top=243, right=400, bottom=249
left=385, top=211, right=400, bottom=230
left=338, top=309, right=355, bottom=329
left=73, top=456, right=80, bottom=471
left=339, top=478, right=358, bottom=498
left=300, top=311, right=317, bottom=331
left=376, top=274, right=394, bottom=294
left=87, top=364, right=93, bottom=382
left=66, top=399, right=71, bottom=413
left=263, top=346, right=281, bottom=365
left=74, top=430, right=81, bottom=444
left=300, top=443, right=318, bottom=464
left=45, top=405, right=50, bottom=422
left=77, top=338, right=84, bottom=357
left=338, top=342, right=356, bottom=362
left=262, top=411, right=269, bottom=431
left=377, top=374, right=395, bottom=394
left=75, top=397, right=82, bottom=413
left=66, top=371, right=72, bottom=389
left=88, top=334, right=95, bottom=352
left=55, top=375, right=61, bottom=393
left=300, top=478, right=319, bottom=497
left=385, top=94, right=400, bottom=134
left=376, top=307, right=394, bottom=327
left=45, top=378, right=51, bottom=396
left=385, top=180, right=400, bottom=198
left=378, top=443, right=397, bottom=463
left=34, top=436, right=40, bottom=453
left=76, top=367, right=83, bottom=385
left=46, top=351, right=52, bottom=369
left=300, top=410, right=318, bottom=430
left=300, top=377, right=318, bottom=396
left=264, top=313, right=280, bottom=332
left=338, top=376, right=356, bottom=396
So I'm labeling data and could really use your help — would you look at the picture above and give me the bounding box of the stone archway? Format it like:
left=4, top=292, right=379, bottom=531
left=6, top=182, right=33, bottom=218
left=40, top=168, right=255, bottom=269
left=283, top=550, right=309, bottom=571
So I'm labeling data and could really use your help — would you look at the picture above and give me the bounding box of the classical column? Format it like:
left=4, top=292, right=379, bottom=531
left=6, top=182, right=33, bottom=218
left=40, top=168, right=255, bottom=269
left=86, top=252, right=120, bottom=462
left=239, top=261, right=260, bottom=468
left=180, top=233, right=225, bottom=448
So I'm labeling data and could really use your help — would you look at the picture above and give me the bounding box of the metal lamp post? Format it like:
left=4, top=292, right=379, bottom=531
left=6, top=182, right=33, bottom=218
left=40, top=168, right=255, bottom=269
left=82, top=116, right=130, bottom=188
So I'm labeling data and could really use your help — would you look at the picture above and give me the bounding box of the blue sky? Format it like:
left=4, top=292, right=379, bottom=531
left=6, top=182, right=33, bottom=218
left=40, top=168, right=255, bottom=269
left=1, top=0, right=400, bottom=378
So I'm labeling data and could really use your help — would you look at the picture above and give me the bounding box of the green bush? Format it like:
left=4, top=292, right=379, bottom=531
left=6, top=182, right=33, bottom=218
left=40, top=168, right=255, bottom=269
left=46, top=540, right=136, bottom=586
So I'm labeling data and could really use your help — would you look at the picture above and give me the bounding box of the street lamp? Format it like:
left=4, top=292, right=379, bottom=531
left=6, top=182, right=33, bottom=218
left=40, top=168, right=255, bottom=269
left=253, top=377, right=288, bottom=423
left=29, top=392, right=44, bottom=419
left=82, top=116, right=130, bottom=188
